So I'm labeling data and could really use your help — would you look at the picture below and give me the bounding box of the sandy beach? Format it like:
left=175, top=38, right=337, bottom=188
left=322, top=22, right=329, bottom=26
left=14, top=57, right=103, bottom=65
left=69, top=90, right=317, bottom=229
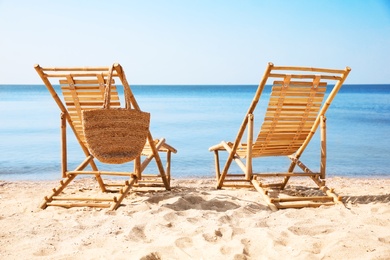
left=0, top=177, right=389, bottom=259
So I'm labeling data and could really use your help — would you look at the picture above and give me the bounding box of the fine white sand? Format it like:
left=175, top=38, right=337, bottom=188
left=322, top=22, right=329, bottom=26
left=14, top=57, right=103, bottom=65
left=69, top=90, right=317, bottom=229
left=0, top=177, right=389, bottom=259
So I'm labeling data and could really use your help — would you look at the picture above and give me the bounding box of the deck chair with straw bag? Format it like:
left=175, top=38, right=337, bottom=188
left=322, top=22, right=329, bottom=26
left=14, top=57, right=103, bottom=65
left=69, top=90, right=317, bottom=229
left=35, top=63, right=177, bottom=210
left=209, top=62, right=351, bottom=210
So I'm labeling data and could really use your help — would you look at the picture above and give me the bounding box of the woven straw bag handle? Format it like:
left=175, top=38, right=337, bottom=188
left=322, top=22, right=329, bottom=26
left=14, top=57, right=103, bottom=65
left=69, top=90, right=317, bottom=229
left=102, top=65, right=115, bottom=109
left=103, top=64, right=132, bottom=110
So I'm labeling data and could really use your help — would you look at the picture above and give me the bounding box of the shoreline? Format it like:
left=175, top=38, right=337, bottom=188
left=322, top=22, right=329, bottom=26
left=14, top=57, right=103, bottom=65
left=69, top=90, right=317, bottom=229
left=1, top=173, right=390, bottom=182
left=1, top=177, right=389, bottom=259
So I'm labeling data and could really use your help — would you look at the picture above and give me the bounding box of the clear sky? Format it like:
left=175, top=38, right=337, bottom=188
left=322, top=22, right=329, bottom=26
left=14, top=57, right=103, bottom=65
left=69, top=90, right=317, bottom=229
left=0, top=0, right=389, bottom=84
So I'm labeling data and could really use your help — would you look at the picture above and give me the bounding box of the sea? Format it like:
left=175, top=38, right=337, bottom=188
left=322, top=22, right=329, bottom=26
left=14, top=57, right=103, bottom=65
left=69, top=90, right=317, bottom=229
left=0, top=84, right=389, bottom=181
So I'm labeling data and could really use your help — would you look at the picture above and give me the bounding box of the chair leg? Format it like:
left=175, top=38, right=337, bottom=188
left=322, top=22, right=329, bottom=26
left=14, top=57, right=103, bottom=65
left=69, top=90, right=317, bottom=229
left=134, top=155, right=141, bottom=179
left=109, top=176, right=137, bottom=210
left=147, top=135, right=170, bottom=190
left=61, top=113, right=67, bottom=178
left=213, top=150, right=221, bottom=181
left=41, top=155, right=100, bottom=209
left=281, top=159, right=297, bottom=189
left=251, top=178, right=279, bottom=211
left=166, top=151, right=172, bottom=184
left=40, top=174, right=77, bottom=209
left=246, top=114, right=254, bottom=181
left=217, top=141, right=239, bottom=189
left=139, top=138, right=171, bottom=190
left=320, top=115, right=327, bottom=179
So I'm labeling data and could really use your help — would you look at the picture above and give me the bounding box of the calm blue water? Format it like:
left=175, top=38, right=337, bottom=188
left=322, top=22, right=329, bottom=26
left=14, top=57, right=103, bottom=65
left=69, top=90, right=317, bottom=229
left=0, top=84, right=389, bottom=180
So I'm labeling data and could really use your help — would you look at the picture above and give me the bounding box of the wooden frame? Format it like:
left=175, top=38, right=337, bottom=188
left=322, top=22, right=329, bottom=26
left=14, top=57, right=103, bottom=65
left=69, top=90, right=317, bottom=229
left=35, top=63, right=177, bottom=210
left=209, top=62, right=351, bottom=210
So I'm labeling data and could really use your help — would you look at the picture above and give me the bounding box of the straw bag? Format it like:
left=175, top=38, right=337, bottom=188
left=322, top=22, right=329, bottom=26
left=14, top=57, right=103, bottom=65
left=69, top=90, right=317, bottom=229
left=82, top=67, right=150, bottom=164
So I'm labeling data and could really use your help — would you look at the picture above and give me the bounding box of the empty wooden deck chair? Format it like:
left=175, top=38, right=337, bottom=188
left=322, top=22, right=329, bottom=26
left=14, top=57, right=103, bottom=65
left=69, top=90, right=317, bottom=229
left=209, top=62, right=351, bottom=210
left=35, top=63, right=177, bottom=210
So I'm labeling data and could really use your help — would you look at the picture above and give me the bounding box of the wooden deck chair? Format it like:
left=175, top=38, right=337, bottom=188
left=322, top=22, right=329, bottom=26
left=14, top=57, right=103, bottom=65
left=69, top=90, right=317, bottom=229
left=35, top=63, right=177, bottom=210
left=209, top=62, right=351, bottom=210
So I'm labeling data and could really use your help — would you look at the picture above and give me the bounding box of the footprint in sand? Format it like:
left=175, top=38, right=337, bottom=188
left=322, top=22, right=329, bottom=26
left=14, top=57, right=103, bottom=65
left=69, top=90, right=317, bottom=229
left=32, top=245, right=57, bottom=257
left=378, top=236, right=390, bottom=244
left=218, top=215, right=232, bottom=224
left=163, top=212, right=178, bottom=222
left=203, top=198, right=240, bottom=212
left=202, top=229, right=223, bottom=242
left=175, top=237, right=193, bottom=248
left=127, top=224, right=149, bottom=243
left=219, top=245, right=247, bottom=259
left=240, top=238, right=251, bottom=257
left=140, top=252, right=161, bottom=260
left=288, top=225, right=334, bottom=236
left=163, top=195, right=240, bottom=212
left=272, top=231, right=289, bottom=247
left=231, top=227, right=245, bottom=237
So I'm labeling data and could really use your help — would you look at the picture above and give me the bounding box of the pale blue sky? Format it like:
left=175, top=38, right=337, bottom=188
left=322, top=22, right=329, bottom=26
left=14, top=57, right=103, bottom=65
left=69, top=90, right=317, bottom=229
left=0, top=0, right=389, bottom=84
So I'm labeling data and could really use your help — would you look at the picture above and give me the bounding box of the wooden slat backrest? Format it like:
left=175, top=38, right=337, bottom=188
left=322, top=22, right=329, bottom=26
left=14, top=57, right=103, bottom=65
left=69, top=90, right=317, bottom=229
left=249, top=76, right=327, bottom=157
left=233, top=63, right=352, bottom=159
left=59, top=75, right=121, bottom=146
